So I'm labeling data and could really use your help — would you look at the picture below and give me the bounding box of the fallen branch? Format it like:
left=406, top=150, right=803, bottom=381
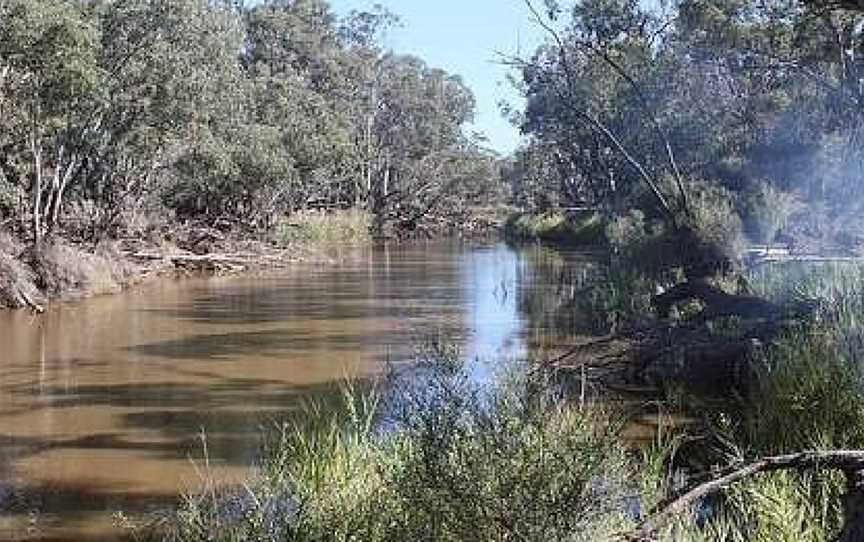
left=628, top=450, right=864, bottom=542
left=15, top=285, right=44, bottom=313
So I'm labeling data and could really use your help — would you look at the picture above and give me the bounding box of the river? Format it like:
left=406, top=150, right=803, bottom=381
left=0, top=241, right=586, bottom=541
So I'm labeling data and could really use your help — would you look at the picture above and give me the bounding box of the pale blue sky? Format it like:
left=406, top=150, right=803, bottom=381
left=328, top=0, right=546, bottom=155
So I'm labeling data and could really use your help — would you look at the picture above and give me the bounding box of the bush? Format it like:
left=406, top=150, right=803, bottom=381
left=685, top=181, right=745, bottom=262
left=385, top=352, right=633, bottom=541
left=164, top=348, right=638, bottom=541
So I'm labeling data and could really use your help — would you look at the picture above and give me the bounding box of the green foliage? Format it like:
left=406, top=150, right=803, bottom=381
left=684, top=181, right=745, bottom=260
left=512, top=0, right=864, bottom=249
left=0, top=0, right=501, bottom=244
left=385, top=358, right=632, bottom=541
left=724, top=470, right=844, bottom=542
left=686, top=262, right=864, bottom=541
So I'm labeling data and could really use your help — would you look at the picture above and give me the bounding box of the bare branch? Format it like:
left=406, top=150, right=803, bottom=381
left=628, top=450, right=864, bottom=541
left=521, top=0, right=680, bottom=226
left=524, top=0, right=691, bottom=220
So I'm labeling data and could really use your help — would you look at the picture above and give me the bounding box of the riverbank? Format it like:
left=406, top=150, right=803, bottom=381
left=0, top=208, right=508, bottom=313
left=0, top=232, right=320, bottom=313
left=0, top=212, right=358, bottom=312
left=504, top=210, right=607, bottom=246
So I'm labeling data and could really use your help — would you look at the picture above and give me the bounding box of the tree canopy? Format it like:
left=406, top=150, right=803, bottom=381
left=507, top=0, right=863, bottom=249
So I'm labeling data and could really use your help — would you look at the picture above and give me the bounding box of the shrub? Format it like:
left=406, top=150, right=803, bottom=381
left=164, top=349, right=638, bottom=541
left=505, top=211, right=606, bottom=245
left=685, top=181, right=746, bottom=262
left=606, top=209, right=648, bottom=252
left=385, top=354, right=633, bottom=541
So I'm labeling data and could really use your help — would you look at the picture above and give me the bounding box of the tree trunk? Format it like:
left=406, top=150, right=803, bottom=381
left=29, top=130, right=43, bottom=247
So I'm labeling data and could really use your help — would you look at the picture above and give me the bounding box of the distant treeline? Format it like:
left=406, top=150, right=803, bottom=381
left=0, top=0, right=502, bottom=245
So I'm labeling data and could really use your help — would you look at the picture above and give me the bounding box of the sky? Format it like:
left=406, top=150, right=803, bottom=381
left=328, top=0, right=547, bottom=155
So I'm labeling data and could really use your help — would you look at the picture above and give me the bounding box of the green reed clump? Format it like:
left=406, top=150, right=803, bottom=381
left=505, top=211, right=606, bottom=245
left=277, top=209, right=372, bottom=247
left=700, top=330, right=860, bottom=542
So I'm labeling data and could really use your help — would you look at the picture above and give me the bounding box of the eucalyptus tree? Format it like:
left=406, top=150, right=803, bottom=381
left=241, top=0, right=358, bottom=215
left=367, top=54, right=496, bottom=234
left=0, top=0, right=501, bottom=241
left=514, top=0, right=863, bottom=248
left=0, top=0, right=102, bottom=244
left=676, top=0, right=864, bottom=204
left=0, top=0, right=249, bottom=241
left=516, top=0, right=690, bottom=224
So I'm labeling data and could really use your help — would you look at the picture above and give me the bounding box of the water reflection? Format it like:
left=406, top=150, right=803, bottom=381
left=513, top=246, right=607, bottom=348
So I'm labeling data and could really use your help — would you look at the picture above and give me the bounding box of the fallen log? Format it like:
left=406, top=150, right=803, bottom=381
left=627, top=450, right=864, bottom=542
left=13, top=284, right=44, bottom=313
left=168, top=254, right=247, bottom=273
left=131, top=251, right=248, bottom=272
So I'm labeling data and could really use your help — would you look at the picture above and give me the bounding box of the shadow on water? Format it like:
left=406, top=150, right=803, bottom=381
left=0, top=377, right=373, bottom=541
left=126, top=329, right=411, bottom=360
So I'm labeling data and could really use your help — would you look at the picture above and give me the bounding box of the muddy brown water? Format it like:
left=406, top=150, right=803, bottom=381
left=0, top=242, right=588, bottom=541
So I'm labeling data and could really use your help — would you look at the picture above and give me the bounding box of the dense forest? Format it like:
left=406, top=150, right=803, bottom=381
left=0, top=0, right=500, bottom=246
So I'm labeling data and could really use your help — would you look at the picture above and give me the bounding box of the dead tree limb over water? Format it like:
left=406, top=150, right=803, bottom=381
left=628, top=450, right=864, bottom=542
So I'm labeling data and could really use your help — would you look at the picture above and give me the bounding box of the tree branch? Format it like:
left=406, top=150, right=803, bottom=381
left=628, top=450, right=864, bottom=541
left=520, top=1, right=679, bottom=227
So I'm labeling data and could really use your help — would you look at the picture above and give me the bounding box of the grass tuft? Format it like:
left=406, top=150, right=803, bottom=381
left=277, top=209, right=372, bottom=247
